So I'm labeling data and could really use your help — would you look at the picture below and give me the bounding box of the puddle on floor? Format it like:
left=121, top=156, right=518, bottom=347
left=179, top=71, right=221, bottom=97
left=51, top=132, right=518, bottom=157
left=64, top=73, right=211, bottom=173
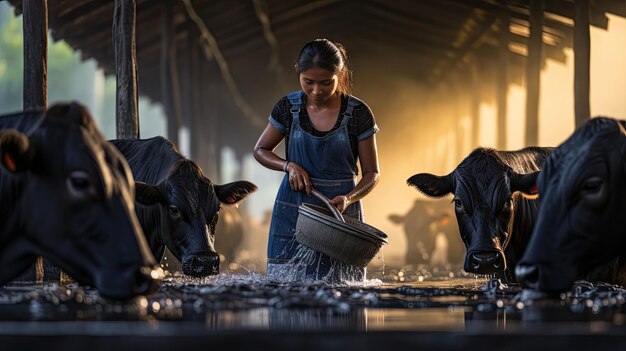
left=1, top=263, right=626, bottom=334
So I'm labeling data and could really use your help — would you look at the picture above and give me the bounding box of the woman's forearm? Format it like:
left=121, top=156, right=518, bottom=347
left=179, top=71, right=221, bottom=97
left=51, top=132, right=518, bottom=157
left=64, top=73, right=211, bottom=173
left=346, top=171, right=380, bottom=205
left=253, top=147, right=288, bottom=173
left=253, top=123, right=289, bottom=173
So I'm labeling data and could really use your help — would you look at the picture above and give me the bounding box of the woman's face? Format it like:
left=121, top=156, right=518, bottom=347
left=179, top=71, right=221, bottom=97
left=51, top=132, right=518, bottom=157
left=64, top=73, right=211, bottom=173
left=299, top=66, right=339, bottom=104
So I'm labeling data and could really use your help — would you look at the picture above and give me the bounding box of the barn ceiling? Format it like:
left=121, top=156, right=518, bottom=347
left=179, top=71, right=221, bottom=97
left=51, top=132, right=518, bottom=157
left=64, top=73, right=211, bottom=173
left=7, top=0, right=626, bottom=157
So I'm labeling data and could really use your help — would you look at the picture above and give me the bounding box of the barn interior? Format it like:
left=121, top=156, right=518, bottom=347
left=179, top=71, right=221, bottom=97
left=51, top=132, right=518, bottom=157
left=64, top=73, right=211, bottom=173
left=5, top=0, right=626, bottom=266
left=2, top=1, right=626, bottom=349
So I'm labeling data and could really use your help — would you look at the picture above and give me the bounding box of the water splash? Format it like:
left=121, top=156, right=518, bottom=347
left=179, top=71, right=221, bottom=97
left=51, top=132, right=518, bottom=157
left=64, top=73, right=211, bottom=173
left=274, top=245, right=369, bottom=285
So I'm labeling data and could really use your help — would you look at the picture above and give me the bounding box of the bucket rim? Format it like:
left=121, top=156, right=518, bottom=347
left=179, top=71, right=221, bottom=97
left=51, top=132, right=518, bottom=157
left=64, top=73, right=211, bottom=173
left=298, top=203, right=388, bottom=244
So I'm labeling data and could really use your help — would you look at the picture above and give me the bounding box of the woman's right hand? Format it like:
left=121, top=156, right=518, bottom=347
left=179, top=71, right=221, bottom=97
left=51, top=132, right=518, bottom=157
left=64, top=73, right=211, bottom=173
left=286, top=162, right=312, bottom=195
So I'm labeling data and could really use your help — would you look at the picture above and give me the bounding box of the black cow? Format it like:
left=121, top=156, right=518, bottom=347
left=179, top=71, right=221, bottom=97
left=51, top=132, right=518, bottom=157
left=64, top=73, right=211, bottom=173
left=389, top=199, right=464, bottom=266
left=110, top=137, right=257, bottom=277
left=408, top=147, right=552, bottom=280
left=516, top=117, right=626, bottom=292
left=0, top=103, right=160, bottom=299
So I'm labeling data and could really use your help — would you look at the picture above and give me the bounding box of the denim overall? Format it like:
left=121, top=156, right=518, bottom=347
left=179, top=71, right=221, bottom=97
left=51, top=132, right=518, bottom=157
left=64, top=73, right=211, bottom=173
left=267, top=91, right=364, bottom=282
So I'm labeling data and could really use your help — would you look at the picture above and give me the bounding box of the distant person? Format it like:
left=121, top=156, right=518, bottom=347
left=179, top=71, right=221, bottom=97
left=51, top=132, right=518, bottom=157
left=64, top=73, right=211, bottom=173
left=253, top=39, right=380, bottom=281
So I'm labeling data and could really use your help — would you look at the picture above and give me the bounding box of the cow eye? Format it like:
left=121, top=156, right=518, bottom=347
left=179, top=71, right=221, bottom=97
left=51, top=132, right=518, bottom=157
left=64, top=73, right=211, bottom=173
left=168, top=205, right=181, bottom=218
left=66, top=171, right=96, bottom=199
left=453, top=198, right=464, bottom=211
left=580, top=177, right=606, bottom=206
left=582, top=177, right=603, bottom=193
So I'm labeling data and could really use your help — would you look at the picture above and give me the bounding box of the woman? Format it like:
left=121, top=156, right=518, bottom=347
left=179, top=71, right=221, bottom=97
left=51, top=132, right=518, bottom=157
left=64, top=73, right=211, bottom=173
left=253, top=39, right=380, bottom=282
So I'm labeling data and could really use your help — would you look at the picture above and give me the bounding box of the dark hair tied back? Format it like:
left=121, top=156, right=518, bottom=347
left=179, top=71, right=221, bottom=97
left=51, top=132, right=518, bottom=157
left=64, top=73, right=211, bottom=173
left=294, top=39, right=352, bottom=95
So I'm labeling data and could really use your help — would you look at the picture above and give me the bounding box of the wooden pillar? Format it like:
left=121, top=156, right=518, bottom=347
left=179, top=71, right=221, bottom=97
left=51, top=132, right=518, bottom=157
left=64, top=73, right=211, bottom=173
left=179, top=31, right=193, bottom=157
left=525, top=0, right=543, bottom=146
left=113, top=0, right=140, bottom=139
left=183, top=29, right=197, bottom=162
left=23, top=0, right=47, bottom=109
left=21, top=0, right=49, bottom=283
left=469, top=62, right=481, bottom=148
left=497, top=9, right=509, bottom=150
left=204, top=60, right=221, bottom=182
left=451, top=76, right=466, bottom=162
left=190, top=30, right=208, bottom=171
left=160, top=2, right=181, bottom=145
left=574, top=0, right=591, bottom=127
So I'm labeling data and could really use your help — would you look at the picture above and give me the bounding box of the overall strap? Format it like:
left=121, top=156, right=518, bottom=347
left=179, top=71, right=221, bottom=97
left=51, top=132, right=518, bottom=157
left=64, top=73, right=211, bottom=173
left=340, top=96, right=358, bottom=127
left=287, top=90, right=303, bottom=124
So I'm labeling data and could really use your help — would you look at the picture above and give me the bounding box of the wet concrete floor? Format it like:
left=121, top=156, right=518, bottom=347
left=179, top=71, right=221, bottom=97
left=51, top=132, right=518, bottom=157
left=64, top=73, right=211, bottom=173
left=2, top=264, right=626, bottom=350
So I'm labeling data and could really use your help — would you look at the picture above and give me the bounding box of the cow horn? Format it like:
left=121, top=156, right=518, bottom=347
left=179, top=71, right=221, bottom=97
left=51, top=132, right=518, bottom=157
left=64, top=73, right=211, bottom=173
left=0, top=129, right=34, bottom=173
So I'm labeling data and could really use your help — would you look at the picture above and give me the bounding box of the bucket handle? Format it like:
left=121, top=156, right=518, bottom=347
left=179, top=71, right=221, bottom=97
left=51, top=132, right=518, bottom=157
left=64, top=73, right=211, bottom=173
left=310, top=188, right=346, bottom=223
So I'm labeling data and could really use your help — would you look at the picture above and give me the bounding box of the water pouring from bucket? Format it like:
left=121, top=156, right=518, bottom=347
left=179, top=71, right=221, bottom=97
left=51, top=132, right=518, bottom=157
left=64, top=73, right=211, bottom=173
left=288, top=188, right=388, bottom=283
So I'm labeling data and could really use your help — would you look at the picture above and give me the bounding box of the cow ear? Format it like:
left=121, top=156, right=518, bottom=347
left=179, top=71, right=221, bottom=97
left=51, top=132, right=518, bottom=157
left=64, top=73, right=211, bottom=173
left=407, top=173, right=454, bottom=198
left=215, top=180, right=257, bottom=206
left=135, top=181, right=165, bottom=205
left=0, top=129, right=34, bottom=173
left=511, top=171, right=540, bottom=197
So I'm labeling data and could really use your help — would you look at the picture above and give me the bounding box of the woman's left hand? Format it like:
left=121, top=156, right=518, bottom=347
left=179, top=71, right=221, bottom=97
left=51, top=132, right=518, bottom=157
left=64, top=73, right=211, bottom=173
left=329, top=195, right=350, bottom=213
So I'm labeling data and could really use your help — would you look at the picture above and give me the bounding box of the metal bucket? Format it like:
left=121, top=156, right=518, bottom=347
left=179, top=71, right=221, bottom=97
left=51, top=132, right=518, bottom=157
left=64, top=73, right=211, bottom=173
left=295, top=189, right=388, bottom=268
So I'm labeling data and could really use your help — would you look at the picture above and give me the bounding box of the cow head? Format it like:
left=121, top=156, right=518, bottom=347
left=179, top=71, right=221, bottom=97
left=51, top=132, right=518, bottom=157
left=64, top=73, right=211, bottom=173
left=408, top=149, right=539, bottom=278
left=135, top=160, right=256, bottom=277
left=516, top=118, right=626, bottom=292
left=0, top=103, right=162, bottom=299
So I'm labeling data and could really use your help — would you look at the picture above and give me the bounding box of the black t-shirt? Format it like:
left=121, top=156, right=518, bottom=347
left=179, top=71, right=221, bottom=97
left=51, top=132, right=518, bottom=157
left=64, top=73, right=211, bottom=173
left=268, top=93, right=379, bottom=160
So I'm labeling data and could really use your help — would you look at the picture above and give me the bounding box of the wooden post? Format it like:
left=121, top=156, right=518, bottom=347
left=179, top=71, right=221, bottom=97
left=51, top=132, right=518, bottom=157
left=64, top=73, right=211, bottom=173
left=525, top=0, right=543, bottom=147
left=497, top=9, right=509, bottom=150
left=160, top=2, right=180, bottom=145
left=22, top=0, right=48, bottom=109
left=22, top=0, right=48, bottom=282
left=451, top=76, right=466, bottom=162
left=113, top=0, right=140, bottom=139
left=204, top=60, right=220, bottom=182
left=178, top=31, right=193, bottom=157
left=469, top=62, right=481, bottom=148
left=190, top=30, right=207, bottom=170
left=574, top=0, right=591, bottom=127
left=178, top=30, right=198, bottom=162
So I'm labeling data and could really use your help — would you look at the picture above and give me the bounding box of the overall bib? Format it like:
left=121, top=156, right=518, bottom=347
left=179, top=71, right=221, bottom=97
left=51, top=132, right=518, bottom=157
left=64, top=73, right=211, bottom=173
left=267, top=91, right=364, bottom=281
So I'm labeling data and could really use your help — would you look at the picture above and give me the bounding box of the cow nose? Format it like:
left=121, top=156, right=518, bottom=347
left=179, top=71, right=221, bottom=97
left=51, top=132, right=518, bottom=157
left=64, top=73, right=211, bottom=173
left=181, top=254, right=220, bottom=277
left=468, top=252, right=503, bottom=274
left=134, top=265, right=162, bottom=294
left=515, top=264, right=540, bottom=290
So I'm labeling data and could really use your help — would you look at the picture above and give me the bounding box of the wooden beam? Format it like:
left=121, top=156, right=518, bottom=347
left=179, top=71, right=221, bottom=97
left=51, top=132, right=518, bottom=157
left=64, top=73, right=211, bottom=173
left=574, top=0, right=591, bottom=127
left=52, top=2, right=112, bottom=29
left=602, top=0, right=626, bottom=17
left=22, top=0, right=48, bottom=109
left=448, top=0, right=609, bottom=29
left=430, top=11, right=498, bottom=84
left=364, top=1, right=463, bottom=38
left=525, top=0, right=543, bottom=147
left=113, top=0, right=139, bottom=139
